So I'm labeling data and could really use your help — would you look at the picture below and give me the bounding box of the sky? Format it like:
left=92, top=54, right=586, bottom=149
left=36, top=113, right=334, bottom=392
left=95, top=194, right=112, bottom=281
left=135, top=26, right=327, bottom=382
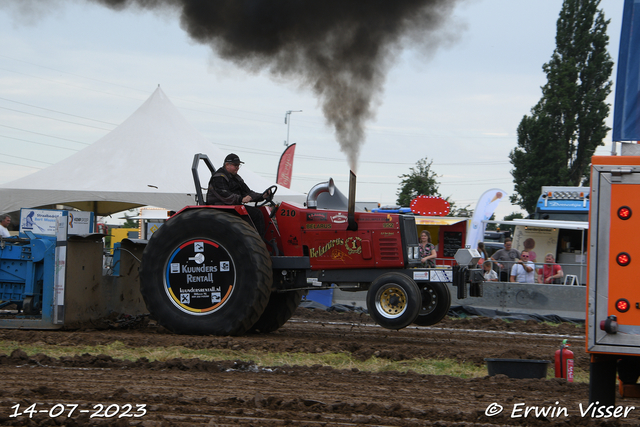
left=0, top=0, right=627, bottom=221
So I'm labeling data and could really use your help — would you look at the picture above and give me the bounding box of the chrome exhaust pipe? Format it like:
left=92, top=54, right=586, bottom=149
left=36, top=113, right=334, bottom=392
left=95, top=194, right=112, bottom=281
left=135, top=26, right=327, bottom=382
left=347, top=171, right=358, bottom=231
left=306, top=178, right=335, bottom=209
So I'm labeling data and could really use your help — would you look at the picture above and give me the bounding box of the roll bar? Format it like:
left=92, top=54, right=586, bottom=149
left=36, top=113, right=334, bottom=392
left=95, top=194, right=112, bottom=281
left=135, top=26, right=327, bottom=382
left=191, top=153, right=216, bottom=206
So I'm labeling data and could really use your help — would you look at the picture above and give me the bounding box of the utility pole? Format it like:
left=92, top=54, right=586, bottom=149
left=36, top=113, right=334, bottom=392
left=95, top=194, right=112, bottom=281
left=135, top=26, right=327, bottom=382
left=284, top=110, right=302, bottom=146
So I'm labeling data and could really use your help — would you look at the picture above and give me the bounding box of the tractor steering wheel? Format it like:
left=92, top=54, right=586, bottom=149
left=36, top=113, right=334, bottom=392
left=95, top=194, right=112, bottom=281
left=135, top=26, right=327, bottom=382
left=255, top=185, right=278, bottom=208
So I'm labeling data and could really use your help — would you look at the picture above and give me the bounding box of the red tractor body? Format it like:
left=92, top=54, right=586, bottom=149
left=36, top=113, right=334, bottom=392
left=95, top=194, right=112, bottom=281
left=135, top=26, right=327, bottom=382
left=138, top=154, right=483, bottom=336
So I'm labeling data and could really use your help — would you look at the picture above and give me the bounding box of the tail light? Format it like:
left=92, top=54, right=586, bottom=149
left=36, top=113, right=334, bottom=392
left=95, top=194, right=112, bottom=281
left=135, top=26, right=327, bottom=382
left=616, top=252, right=631, bottom=266
left=618, top=206, right=632, bottom=220
left=616, top=298, right=631, bottom=313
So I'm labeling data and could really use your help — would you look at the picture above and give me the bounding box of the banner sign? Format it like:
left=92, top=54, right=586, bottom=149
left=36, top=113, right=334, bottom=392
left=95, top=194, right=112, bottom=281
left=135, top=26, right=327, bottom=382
left=20, top=209, right=63, bottom=236
left=66, top=211, right=93, bottom=235
left=613, top=0, right=640, bottom=141
left=466, top=188, right=506, bottom=250
left=276, top=143, right=296, bottom=189
left=20, top=208, right=94, bottom=236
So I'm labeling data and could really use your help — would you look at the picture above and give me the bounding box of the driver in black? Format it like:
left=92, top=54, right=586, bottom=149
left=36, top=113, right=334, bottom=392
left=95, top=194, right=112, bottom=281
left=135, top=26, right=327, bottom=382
left=206, top=153, right=273, bottom=236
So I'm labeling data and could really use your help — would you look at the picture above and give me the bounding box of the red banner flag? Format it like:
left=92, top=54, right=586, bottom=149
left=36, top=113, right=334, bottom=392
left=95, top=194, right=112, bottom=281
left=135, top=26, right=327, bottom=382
left=276, top=143, right=296, bottom=189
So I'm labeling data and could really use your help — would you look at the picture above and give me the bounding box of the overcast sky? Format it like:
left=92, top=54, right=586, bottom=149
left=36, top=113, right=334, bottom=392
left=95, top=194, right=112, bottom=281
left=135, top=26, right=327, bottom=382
left=0, top=0, right=626, bottom=220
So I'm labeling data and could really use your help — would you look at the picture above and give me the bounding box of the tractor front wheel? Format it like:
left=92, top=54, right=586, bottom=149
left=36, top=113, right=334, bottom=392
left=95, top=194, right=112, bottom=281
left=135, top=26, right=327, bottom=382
left=413, top=282, right=451, bottom=326
left=367, top=273, right=421, bottom=330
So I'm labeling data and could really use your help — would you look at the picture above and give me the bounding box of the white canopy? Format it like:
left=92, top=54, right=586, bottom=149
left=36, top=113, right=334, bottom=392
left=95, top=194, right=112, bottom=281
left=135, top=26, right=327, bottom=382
left=0, top=87, right=304, bottom=216
left=483, top=219, right=588, bottom=230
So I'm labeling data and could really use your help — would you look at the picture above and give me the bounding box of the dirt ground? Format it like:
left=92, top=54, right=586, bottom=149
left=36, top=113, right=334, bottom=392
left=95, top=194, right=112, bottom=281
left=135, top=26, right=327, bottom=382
left=0, top=308, right=638, bottom=426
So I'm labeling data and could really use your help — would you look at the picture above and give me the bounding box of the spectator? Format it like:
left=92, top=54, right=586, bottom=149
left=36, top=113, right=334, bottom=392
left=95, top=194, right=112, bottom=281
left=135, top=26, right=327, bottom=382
left=538, top=253, right=564, bottom=284
left=523, top=237, right=538, bottom=262
left=0, top=214, right=10, bottom=238
left=419, top=230, right=437, bottom=267
left=483, top=260, right=498, bottom=282
left=477, top=242, right=487, bottom=265
left=491, top=238, right=520, bottom=281
left=510, top=250, right=536, bottom=283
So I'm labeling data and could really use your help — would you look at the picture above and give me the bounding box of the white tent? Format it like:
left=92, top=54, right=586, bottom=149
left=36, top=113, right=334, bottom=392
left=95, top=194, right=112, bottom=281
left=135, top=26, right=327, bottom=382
left=0, top=87, right=304, bottom=216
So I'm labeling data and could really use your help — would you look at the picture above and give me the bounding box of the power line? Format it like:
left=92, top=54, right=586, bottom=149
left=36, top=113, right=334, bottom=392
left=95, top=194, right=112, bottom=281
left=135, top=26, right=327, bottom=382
left=0, top=96, right=119, bottom=126
left=214, top=143, right=508, bottom=166
left=0, top=124, right=90, bottom=145
left=0, top=58, right=516, bottom=142
left=0, top=134, right=81, bottom=151
left=0, top=160, right=41, bottom=170
left=0, top=106, right=114, bottom=131
left=0, top=153, right=53, bottom=165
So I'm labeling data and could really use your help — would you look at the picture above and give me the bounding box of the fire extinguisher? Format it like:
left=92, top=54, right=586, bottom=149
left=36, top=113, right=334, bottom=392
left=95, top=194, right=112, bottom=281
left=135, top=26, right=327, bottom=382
left=555, top=339, right=574, bottom=382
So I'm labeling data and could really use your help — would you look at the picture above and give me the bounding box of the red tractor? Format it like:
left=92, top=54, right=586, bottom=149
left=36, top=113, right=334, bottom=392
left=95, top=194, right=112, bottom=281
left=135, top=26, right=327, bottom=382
left=139, top=154, right=483, bottom=335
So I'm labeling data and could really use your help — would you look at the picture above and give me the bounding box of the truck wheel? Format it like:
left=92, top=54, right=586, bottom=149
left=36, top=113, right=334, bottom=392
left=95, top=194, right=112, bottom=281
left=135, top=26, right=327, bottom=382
left=367, top=273, right=421, bottom=330
left=140, top=209, right=272, bottom=336
left=618, top=356, right=640, bottom=384
left=589, top=355, right=617, bottom=406
left=413, top=282, right=451, bottom=326
left=249, top=290, right=303, bottom=333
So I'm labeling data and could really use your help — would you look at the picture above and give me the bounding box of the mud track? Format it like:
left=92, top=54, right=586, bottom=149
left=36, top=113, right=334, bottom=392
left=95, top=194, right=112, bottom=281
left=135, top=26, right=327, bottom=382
left=0, top=308, right=637, bottom=426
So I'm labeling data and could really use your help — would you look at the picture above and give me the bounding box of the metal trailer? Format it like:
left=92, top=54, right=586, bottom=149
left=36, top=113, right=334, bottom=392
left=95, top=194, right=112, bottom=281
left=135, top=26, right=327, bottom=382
left=0, top=216, right=149, bottom=330
left=0, top=233, right=58, bottom=328
left=587, top=146, right=640, bottom=405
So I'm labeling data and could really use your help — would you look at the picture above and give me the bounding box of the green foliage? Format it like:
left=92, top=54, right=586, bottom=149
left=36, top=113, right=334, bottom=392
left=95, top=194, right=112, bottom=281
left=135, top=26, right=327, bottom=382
left=485, top=214, right=497, bottom=231
left=396, top=157, right=440, bottom=207
left=447, top=201, right=471, bottom=218
left=122, top=209, right=139, bottom=229
left=503, top=212, right=524, bottom=221
left=510, top=0, right=613, bottom=214
left=499, top=212, right=525, bottom=233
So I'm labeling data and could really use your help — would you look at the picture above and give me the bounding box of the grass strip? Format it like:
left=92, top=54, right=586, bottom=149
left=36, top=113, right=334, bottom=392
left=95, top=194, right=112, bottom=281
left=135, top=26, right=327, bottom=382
left=0, top=340, right=587, bottom=382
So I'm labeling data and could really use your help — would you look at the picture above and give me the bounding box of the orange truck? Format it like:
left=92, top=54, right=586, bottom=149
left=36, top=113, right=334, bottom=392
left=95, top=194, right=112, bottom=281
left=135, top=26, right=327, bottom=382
left=587, top=0, right=640, bottom=405
left=587, top=149, right=640, bottom=405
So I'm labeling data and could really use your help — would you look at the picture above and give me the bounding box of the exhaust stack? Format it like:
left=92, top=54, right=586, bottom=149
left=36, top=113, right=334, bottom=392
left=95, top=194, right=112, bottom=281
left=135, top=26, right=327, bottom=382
left=347, top=171, right=358, bottom=231
left=306, top=178, right=335, bottom=209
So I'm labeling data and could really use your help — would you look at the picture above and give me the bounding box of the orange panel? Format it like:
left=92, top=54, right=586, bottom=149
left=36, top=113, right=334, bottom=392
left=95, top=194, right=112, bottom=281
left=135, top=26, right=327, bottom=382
left=592, top=155, right=640, bottom=165
left=608, top=184, right=640, bottom=325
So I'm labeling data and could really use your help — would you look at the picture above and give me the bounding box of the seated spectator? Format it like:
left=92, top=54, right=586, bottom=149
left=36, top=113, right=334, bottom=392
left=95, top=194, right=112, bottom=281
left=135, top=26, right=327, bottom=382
left=538, top=253, right=564, bottom=284
left=483, top=260, right=498, bottom=282
left=510, top=250, right=536, bottom=283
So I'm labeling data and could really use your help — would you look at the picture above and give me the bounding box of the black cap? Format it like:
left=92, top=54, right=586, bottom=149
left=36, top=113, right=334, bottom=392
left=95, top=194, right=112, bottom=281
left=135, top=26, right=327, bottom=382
left=224, top=153, right=244, bottom=164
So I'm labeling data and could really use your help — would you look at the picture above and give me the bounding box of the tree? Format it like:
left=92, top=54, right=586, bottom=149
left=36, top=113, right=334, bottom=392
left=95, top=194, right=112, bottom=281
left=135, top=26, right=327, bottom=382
left=503, top=212, right=524, bottom=222
left=485, top=214, right=497, bottom=231
left=122, top=209, right=139, bottom=229
left=448, top=202, right=471, bottom=218
left=396, top=157, right=441, bottom=206
left=509, top=0, right=613, bottom=214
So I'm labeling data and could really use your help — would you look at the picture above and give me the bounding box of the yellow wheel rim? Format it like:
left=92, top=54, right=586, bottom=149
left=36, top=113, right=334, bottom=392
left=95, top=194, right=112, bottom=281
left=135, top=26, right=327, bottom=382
left=376, top=284, right=408, bottom=318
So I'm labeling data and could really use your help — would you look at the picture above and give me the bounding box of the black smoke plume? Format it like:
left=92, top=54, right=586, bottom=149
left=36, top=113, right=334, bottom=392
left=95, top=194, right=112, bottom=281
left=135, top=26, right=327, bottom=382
left=16, top=0, right=464, bottom=171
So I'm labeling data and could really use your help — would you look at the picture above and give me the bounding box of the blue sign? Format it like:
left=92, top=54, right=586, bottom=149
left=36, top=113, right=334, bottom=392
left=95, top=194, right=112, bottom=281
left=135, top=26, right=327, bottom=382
left=613, top=0, right=640, bottom=141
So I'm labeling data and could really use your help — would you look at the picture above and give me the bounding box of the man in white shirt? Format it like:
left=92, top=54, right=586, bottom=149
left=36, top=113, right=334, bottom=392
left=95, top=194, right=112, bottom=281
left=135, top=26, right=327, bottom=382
left=0, top=214, right=11, bottom=238
left=510, top=250, right=536, bottom=283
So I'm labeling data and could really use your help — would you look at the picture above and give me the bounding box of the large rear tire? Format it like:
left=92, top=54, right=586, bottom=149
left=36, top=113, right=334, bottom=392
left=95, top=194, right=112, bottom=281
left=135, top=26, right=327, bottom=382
left=413, top=282, right=451, bottom=326
left=249, top=290, right=303, bottom=333
left=140, top=209, right=272, bottom=336
left=367, top=273, right=421, bottom=330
